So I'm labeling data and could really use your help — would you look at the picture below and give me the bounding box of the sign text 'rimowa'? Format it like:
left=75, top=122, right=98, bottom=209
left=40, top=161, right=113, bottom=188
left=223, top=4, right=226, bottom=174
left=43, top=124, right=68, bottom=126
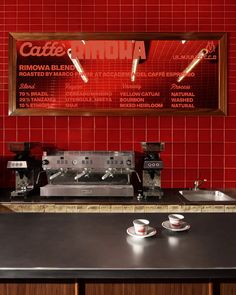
left=19, top=41, right=146, bottom=59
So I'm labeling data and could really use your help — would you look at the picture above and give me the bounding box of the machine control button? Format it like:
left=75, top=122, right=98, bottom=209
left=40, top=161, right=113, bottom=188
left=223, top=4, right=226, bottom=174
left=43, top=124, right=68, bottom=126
left=42, top=159, right=49, bottom=165
left=143, top=160, right=163, bottom=169
left=126, top=159, right=131, bottom=165
left=7, top=161, right=28, bottom=168
left=72, top=159, right=77, bottom=165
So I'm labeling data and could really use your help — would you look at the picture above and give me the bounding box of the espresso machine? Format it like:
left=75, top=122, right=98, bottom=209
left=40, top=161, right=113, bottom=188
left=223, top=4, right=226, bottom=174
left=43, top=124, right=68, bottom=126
left=7, top=142, right=41, bottom=198
left=141, top=142, right=165, bottom=199
left=40, top=151, right=137, bottom=197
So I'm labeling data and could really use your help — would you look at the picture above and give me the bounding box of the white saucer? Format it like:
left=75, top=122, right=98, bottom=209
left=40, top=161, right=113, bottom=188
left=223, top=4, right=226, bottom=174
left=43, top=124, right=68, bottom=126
left=127, top=226, right=157, bottom=238
left=162, top=220, right=190, bottom=232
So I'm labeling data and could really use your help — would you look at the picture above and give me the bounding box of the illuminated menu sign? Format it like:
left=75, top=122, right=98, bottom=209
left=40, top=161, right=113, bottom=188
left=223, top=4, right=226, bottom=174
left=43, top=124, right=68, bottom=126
left=8, top=33, right=227, bottom=116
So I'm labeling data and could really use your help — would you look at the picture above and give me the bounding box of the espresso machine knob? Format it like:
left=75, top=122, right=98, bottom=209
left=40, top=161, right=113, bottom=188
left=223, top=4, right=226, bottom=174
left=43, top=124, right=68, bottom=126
left=42, top=159, right=49, bottom=165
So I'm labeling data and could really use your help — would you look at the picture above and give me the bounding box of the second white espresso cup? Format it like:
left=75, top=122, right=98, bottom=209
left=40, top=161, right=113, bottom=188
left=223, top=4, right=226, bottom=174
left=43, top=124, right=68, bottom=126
left=133, top=219, right=149, bottom=235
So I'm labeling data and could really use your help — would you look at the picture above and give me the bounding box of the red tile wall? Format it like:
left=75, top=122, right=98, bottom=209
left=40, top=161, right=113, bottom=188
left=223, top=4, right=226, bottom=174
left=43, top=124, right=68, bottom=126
left=0, top=0, right=236, bottom=189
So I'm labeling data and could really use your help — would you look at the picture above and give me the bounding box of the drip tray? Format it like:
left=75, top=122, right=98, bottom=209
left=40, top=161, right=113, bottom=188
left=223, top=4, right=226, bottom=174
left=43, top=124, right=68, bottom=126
left=40, top=184, right=134, bottom=197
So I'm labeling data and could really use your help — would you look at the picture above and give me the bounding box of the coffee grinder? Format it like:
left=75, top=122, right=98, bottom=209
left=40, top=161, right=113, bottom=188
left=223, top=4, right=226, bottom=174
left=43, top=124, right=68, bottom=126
left=141, top=142, right=165, bottom=199
left=7, top=142, right=41, bottom=198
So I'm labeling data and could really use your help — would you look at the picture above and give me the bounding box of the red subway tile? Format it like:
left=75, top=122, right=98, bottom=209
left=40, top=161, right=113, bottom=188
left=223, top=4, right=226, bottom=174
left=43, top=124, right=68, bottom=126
left=95, top=129, right=107, bottom=142
left=134, top=129, right=146, bottom=142
left=17, top=129, right=29, bottom=142
left=120, top=143, right=133, bottom=150
left=80, top=142, right=94, bottom=150
left=108, top=130, right=120, bottom=142
left=43, top=129, right=56, bottom=143
left=173, top=130, right=185, bottom=142
left=4, top=117, right=16, bottom=129
left=199, top=143, right=211, bottom=154
left=172, top=143, right=185, bottom=155
left=225, top=169, right=236, bottom=181
left=69, top=143, right=82, bottom=150
left=173, top=117, right=185, bottom=129
left=212, top=129, right=224, bottom=142
left=43, top=117, right=56, bottom=129
left=108, top=117, right=120, bottom=129
left=225, top=143, right=236, bottom=155
left=212, top=143, right=224, bottom=155
left=82, top=117, right=94, bottom=129
left=95, top=116, right=107, bottom=129
left=225, top=156, right=236, bottom=168
left=121, top=129, right=133, bottom=142
left=134, top=117, right=146, bottom=129
left=30, top=117, right=42, bottom=129
left=199, top=130, right=211, bottom=142
left=56, top=129, right=68, bottom=143
left=107, top=143, right=121, bottom=151
left=199, top=117, right=211, bottom=129
left=199, top=155, right=211, bottom=168
left=173, top=169, right=185, bottom=180
left=17, top=117, right=29, bottom=129
left=69, top=129, right=81, bottom=142
left=186, top=129, right=198, bottom=142
left=212, top=156, right=224, bottom=168
left=146, top=128, right=160, bottom=142
left=30, top=129, right=42, bottom=142
left=186, top=155, right=198, bottom=168
left=173, top=155, right=185, bottom=168
left=81, top=129, right=94, bottom=142
left=160, top=129, right=172, bottom=142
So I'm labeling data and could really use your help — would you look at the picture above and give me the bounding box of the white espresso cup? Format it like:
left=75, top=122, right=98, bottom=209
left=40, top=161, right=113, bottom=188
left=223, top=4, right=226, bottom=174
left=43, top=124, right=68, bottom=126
left=133, top=219, right=149, bottom=235
left=168, top=214, right=184, bottom=228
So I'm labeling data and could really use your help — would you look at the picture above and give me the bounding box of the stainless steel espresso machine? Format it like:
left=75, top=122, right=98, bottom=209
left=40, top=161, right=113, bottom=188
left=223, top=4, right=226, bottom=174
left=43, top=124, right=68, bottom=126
left=141, top=142, right=165, bottom=199
left=40, top=151, right=137, bottom=197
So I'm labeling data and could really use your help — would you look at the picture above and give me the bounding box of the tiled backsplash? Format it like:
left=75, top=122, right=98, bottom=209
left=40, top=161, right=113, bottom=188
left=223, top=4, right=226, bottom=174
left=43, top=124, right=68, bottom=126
left=1, top=0, right=236, bottom=188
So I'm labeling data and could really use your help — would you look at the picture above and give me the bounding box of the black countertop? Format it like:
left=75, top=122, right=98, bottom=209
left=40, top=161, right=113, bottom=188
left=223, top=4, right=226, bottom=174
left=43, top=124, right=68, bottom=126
left=0, top=188, right=182, bottom=204
left=1, top=188, right=236, bottom=205
left=0, top=213, right=235, bottom=279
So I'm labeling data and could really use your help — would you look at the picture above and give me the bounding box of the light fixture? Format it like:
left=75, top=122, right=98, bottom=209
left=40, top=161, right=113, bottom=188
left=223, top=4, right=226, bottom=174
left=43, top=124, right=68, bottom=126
left=131, top=58, right=139, bottom=82
left=131, top=41, right=139, bottom=82
left=67, top=48, right=88, bottom=83
left=177, top=48, right=208, bottom=83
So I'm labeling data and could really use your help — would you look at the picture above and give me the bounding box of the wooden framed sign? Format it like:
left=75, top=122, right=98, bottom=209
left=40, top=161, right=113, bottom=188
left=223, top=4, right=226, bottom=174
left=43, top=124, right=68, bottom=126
left=8, top=32, right=227, bottom=116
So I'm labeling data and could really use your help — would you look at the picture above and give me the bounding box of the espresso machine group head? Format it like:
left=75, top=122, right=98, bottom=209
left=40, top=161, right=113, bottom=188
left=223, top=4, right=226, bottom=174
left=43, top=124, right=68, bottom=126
left=141, top=142, right=165, bottom=199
